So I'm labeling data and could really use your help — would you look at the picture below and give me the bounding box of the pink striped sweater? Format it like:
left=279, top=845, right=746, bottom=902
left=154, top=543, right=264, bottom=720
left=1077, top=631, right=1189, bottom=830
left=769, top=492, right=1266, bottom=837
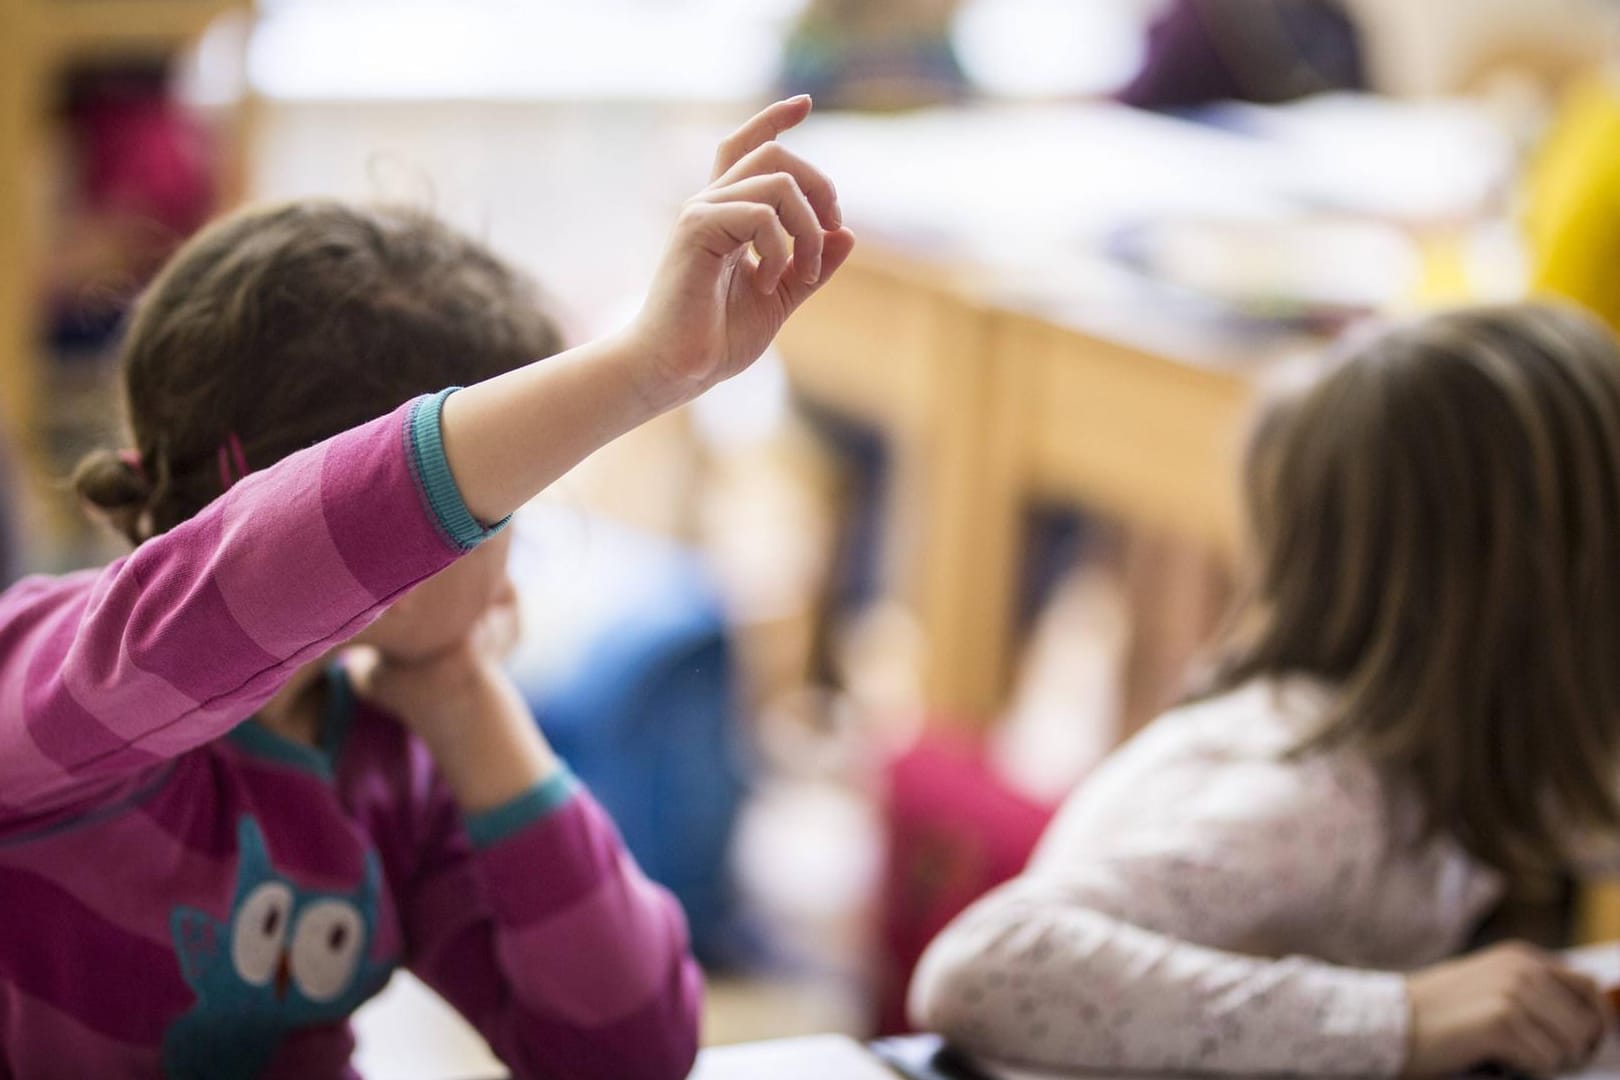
left=0, top=394, right=702, bottom=1079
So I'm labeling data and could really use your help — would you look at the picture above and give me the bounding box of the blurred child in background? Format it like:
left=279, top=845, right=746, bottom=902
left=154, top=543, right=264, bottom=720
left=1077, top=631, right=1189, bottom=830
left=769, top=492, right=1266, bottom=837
left=778, top=0, right=968, bottom=111
left=912, top=304, right=1620, bottom=1078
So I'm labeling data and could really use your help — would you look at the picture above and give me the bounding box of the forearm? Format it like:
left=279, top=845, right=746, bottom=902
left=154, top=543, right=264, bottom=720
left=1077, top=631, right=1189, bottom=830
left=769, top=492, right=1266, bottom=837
left=409, top=777, right=702, bottom=1080
left=440, top=95, right=856, bottom=527
left=439, top=331, right=672, bottom=527
left=911, top=884, right=1409, bottom=1077
left=409, top=663, right=562, bottom=816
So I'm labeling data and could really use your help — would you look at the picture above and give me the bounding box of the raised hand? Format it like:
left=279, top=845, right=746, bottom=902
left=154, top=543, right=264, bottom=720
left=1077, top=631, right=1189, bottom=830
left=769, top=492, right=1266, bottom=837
left=439, top=98, right=855, bottom=527
left=629, top=95, right=857, bottom=403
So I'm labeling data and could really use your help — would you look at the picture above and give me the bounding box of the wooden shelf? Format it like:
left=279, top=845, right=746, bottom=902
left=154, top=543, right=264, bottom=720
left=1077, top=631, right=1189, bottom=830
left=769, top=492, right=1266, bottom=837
left=0, top=0, right=252, bottom=551
left=40, top=0, right=246, bottom=62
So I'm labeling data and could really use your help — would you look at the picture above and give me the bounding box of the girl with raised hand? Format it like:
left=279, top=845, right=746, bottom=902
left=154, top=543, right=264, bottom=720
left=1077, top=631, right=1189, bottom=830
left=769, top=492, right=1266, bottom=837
left=0, top=96, right=853, bottom=1080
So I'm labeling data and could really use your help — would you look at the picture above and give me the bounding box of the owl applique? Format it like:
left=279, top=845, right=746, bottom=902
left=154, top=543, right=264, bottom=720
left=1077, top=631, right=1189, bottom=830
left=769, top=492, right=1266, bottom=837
left=163, top=816, right=393, bottom=1080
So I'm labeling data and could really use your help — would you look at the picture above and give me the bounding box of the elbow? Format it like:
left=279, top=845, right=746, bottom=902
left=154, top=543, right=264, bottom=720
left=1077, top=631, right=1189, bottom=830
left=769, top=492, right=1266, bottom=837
left=508, top=958, right=703, bottom=1080
left=649, top=958, right=704, bottom=1080
left=906, top=909, right=1117, bottom=1073
left=907, top=930, right=990, bottom=1046
left=615, top=955, right=705, bottom=1080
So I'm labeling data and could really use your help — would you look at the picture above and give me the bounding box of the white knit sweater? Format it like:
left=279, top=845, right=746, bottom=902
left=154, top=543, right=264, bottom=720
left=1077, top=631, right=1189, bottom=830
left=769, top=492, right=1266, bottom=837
left=909, top=678, right=1508, bottom=1076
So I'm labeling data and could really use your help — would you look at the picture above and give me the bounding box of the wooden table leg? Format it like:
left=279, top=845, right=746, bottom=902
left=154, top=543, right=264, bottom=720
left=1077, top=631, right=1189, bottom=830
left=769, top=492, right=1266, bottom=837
left=780, top=258, right=1028, bottom=731
left=895, top=296, right=1030, bottom=732
left=1118, top=530, right=1234, bottom=740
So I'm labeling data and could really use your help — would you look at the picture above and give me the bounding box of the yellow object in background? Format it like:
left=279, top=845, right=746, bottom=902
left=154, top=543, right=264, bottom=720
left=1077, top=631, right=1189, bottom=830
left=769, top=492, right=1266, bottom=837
left=1527, top=74, right=1620, bottom=331
left=1414, top=227, right=1476, bottom=306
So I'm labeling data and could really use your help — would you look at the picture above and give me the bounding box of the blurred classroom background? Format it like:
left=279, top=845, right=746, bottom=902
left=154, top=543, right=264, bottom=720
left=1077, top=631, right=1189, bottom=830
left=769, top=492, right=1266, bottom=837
left=4, top=0, right=1620, bottom=1074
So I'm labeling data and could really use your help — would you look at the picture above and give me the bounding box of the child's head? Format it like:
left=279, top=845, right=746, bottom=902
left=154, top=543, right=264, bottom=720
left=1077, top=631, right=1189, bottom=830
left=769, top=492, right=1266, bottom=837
left=75, top=200, right=563, bottom=655
left=76, top=199, right=563, bottom=542
left=1214, top=302, right=1620, bottom=883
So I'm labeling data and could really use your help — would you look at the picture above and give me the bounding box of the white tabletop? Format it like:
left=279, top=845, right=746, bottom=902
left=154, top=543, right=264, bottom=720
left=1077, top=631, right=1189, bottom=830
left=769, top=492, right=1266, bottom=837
left=691, top=1034, right=902, bottom=1079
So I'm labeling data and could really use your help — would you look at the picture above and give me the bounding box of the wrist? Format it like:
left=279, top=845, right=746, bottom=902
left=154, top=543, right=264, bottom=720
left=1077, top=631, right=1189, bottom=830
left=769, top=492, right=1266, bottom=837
left=614, top=319, right=708, bottom=416
left=464, top=767, right=579, bottom=849
left=412, top=669, right=562, bottom=815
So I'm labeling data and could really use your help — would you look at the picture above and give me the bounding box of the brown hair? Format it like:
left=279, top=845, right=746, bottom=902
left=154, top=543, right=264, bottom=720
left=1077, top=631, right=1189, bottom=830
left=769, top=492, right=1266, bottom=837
left=74, top=200, right=563, bottom=542
left=1208, top=302, right=1620, bottom=889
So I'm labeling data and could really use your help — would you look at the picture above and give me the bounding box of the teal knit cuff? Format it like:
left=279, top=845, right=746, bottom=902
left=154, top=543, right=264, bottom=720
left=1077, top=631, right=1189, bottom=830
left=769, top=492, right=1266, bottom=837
left=465, top=768, right=581, bottom=849
left=409, top=388, right=509, bottom=552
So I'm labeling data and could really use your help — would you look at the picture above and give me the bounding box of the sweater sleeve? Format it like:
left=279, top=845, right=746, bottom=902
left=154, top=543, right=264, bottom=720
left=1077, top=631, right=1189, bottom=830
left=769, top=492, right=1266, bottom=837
left=400, top=761, right=702, bottom=1080
left=0, top=390, right=497, bottom=830
left=909, top=695, right=1417, bottom=1077
left=908, top=878, right=1409, bottom=1077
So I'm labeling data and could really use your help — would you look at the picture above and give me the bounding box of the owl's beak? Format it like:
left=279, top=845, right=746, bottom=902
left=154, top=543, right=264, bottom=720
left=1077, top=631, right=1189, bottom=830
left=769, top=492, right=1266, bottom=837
left=274, top=952, right=291, bottom=1001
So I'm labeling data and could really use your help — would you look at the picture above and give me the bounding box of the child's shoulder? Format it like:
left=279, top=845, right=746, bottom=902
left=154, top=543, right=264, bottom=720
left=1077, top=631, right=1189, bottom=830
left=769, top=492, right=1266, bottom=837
left=1134, top=677, right=1337, bottom=762
left=1082, top=677, right=1385, bottom=828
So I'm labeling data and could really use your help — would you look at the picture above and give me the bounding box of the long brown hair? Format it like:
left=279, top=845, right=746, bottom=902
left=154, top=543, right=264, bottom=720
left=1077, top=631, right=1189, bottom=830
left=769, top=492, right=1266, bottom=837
left=74, top=200, right=564, bottom=542
left=1208, top=302, right=1620, bottom=888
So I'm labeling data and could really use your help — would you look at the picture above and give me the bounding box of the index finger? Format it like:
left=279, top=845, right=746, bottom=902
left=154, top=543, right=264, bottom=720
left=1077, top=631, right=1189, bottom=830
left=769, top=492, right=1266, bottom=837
left=713, top=96, right=813, bottom=181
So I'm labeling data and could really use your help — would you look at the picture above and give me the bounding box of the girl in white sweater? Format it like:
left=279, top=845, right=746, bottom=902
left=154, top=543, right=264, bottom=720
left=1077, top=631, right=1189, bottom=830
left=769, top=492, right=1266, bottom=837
left=911, top=304, right=1620, bottom=1078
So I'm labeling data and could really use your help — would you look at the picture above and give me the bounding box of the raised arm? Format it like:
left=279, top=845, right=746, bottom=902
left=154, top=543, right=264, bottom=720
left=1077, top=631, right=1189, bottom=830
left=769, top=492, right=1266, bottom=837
left=0, top=98, right=852, bottom=832
left=439, top=95, right=854, bottom=525
left=0, top=397, right=475, bottom=827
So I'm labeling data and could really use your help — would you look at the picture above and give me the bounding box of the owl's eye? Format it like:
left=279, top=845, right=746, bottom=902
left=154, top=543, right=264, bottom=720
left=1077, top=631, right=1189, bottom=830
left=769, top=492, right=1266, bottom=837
left=289, top=900, right=365, bottom=1003
left=232, top=883, right=294, bottom=986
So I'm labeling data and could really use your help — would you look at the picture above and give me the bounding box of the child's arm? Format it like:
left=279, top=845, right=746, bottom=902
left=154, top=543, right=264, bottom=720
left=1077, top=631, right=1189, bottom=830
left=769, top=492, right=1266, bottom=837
left=911, top=882, right=1410, bottom=1076
left=904, top=709, right=1606, bottom=1079
left=353, top=648, right=700, bottom=1080
left=0, top=398, right=477, bottom=827
left=438, top=94, right=854, bottom=526
left=912, top=885, right=1606, bottom=1078
left=907, top=718, right=1611, bottom=1080
left=0, top=98, right=850, bottom=829
left=401, top=771, right=701, bottom=1080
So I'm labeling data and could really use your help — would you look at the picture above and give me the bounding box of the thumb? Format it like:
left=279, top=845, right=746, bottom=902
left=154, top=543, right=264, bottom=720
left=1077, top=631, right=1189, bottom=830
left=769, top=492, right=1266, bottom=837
left=777, top=227, right=856, bottom=313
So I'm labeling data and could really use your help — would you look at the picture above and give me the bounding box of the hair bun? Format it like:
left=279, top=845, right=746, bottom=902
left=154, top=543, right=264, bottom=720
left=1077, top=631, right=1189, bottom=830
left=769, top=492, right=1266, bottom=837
left=73, top=448, right=154, bottom=544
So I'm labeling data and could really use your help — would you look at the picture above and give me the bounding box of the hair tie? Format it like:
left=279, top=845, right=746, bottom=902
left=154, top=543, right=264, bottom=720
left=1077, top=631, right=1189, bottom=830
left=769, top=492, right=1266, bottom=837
left=116, top=448, right=148, bottom=484
left=216, top=432, right=250, bottom=492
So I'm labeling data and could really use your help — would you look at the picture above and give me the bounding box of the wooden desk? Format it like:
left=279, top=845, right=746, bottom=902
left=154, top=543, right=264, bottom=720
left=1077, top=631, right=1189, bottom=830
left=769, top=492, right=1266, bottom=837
left=0, top=0, right=246, bottom=482
left=773, top=102, right=1515, bottom=729
left=775, top=247, right=1304, bottom=728
left=776, top=249, right=1016, bottom=729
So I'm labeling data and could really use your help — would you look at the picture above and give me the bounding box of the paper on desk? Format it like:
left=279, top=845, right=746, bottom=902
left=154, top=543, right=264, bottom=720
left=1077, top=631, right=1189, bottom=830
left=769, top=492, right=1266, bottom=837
left=782, top=97, right=1511, bottom=258
left=1562, top=944, right=1620, bottom=1079
left=690, top=1034, right=901, bottom=1080
left=1210, top=94, right=1514, bottom=223
left=783, top=104, right=1296, bottom=254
